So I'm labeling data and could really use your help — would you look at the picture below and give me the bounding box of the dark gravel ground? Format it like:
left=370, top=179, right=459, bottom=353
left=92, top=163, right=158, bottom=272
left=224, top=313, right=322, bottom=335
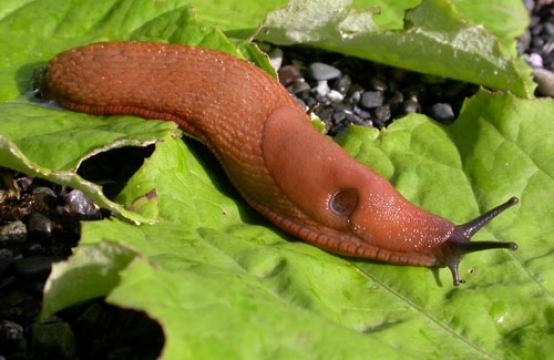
left=1, top=1, right=553, bottom=359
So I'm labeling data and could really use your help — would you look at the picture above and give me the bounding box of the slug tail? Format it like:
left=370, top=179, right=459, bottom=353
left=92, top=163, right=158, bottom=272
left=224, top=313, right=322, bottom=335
left=445, top=197, right=519, bottom=286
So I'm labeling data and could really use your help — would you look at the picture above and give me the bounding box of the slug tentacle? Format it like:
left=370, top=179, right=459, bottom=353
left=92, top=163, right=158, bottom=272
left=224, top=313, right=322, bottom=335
left=36, top=41, right=519, bottom=286
left=443, top=197, right=519, bottom=285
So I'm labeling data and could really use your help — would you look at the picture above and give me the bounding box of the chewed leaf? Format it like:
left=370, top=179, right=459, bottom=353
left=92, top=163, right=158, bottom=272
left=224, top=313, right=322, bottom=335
left=0, top=1, right=552, bottom=359
left=0, top=102, right=180, bottom=223
left=256, top=0, right=534, bottom=97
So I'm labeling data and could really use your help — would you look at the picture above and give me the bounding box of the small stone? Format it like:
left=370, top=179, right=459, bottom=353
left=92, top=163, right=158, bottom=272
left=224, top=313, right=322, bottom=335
left=532, top=23, right=543, bottom=36
left=353, top=105, right=371, bottom=119
left=328, top=122, right=350, bottom=137
left=543, top=22, right=554, bottom=36
left=28, top=212, right=52, bottom=241
left=287, top=81, right=310, bottom=94
left=314, top=92, right=327, bottom=104
left=332, top=111, right=348, bottom=124
left=1, top=319, right=23, bottom=341
left=32, top=186, right=56, bottom=197
left=525, top=53, right=544, bottom=68
left=315, top=81, right=330, bottom=97
left=268, top=47, right=283, bottom=72
left=403, top=100, right=421, bottom=114
left=333, top=75, right=351, bottom=94
left=370, top=77, right=388, bottom=92
left=64, top=190, right=99, bottom=217
left=347, top=90, right=362, bottom=106
left=360, top=91, right=384, bottom=109
left=387, top=91, right=404, bottom=105
left=305, top=96, right=318, bottom=108
left=533, top=68, right=554, bottom=97
left=330, top=101, right=352, bottom=113
left=532, top=36, right=545, bottom=50
left=0, top=220, right=27, bottom=245
left=326, top=89, right=344, bottom=102
left=14, top=255, right=62, bottom=280
left=351, top=114, right=366, bottom=125
left=428, top=103, right=455, bottom=124
left=315, top=106, right=334, bottom=123
left=278, top=65, right=303, bottom=86
left=373, top=104, right=391, bottom=123
left=308, top=62, right=342, bottom=81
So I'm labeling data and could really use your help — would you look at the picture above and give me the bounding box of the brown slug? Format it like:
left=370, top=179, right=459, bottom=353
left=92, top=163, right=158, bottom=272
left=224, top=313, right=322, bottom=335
left=35, top=41, right=518, bottom=285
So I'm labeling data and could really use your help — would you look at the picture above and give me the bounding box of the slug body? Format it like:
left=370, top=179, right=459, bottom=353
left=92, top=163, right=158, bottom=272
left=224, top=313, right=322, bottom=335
left=37, top=42, right=518, bottom=285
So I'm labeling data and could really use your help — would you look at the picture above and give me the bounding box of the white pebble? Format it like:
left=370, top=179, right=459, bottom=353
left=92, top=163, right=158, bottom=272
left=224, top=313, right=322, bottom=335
left=316, top=81, right=330, bottom=96
left=326, top=90, right=344, bottom=102
left=268, top=48, right=283, bottom=72
left=525, top=53, right=544, bottom=68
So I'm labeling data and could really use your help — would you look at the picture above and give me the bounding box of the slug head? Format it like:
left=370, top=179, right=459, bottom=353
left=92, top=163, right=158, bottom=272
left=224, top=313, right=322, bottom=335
left=442, top=197, right=519, bottom=286
left=262, top=106, right=519, bottom=286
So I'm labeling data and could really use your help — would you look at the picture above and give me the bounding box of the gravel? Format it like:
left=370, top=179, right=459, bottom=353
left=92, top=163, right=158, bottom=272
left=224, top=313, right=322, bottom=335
left=276, top=46, right=478, bottom=134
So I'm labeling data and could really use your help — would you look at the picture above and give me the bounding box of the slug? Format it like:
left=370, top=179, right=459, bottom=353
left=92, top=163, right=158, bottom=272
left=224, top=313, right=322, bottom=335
left=35, top=41, right=518, bottom=285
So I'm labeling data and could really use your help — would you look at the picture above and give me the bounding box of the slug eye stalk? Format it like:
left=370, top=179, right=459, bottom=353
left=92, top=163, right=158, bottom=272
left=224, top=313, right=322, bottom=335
left=445, top=197, right=519, bottom=286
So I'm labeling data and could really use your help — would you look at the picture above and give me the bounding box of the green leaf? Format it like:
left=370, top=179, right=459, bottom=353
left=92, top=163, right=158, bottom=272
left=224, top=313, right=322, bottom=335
left=450, top=0, right=529, bottom=54
left=1, top=1, right=553, bottom=359
left=0, top=102, right=178, bottom=224
left=41, top=91, right=554, bottom=358
left=256, top=0, right=535, bottom=98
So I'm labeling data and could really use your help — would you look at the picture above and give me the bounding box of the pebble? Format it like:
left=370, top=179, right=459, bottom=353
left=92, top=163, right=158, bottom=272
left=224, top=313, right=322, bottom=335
left=370, top=77, right=388, bottom=92
left=315, top=80, right=331, bottom=97
left=13, top=255, right=62, bottom=280
left=403, top=100, right=421, bottom=114
left=287, top=81, right=311, bottom=94
left=32, top=186, right=57, bottom=197
left=526, top=53, right=544, bottom=68
left=353, top=105, right=371, bottom=119
left=332, top=111, right=348, bottom=124
left=326, top=89, right=344, bottom=102
left=427, top=103, right=455, bottom=124
left=373, top=104, right=392, bottom=124
left=333, top=75, right=351, bottom=94
left=533, top=68, right=554, bottom=97
left=268, top=47, right=283, bottom=72
left=308, top=62, right=342, bottom=81
left=347, top=85, right=363, bottom=106
left=330, top=101, right=352, bottom=113
left=278, top=65, right=303, bottom=86
left=64, top=189, right=100, bottom=217
left=360, top=91, right=384, bottom=109
left=0, top=220, right=27, bottom=245
left=27, top=212, right=53, bottom=241
left=388, top=91, right=404, bottom=105
left=315, top=106, right=334, bottom=123
left=543, top=22, right=554, bottom=36
left=1, top=319, right=23, bottom=341
left=523, top=1, right=554, bottom=70
left=350, top=114, right=366, bottom=125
